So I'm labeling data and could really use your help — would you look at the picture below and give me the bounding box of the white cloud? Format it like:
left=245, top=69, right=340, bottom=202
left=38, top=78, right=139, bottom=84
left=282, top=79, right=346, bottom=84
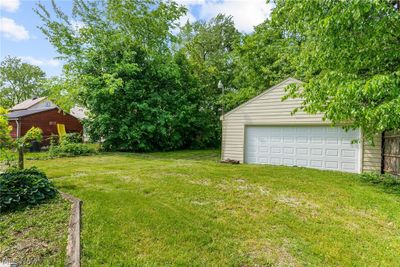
left=0, top=17, right=29, bottom=41
left=71, top=20, right=85, bottom=31
left=174, top=0, right=205, bottom=4
left=171, top=10, right=196, bottom=35
left=19, top=56, right=60, bottom=67
left=178, top=12, right=197, bottom=26
left=178, top=0, right=273, bottom=33
left=0, top=0, right=20, bottom=12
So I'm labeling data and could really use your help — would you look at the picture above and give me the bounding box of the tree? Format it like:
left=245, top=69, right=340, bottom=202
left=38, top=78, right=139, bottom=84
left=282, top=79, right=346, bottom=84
left=177, top=14, right=241, bottom=140
left=0, top=108, right=41, bottom=169
left=44, top=76, right=82, bottom=112
left=178, top=14, right=241, bottom=102
left=0, top=56, right=47, bottom=109
left=35, top=0, right=219, bottom=151
left=0, top=107, right=12, bottom=150
left=271, top=0, right=400, bottom=140
left=223, top=20, right=297, bottom=111
left=15, top=127, right=43, bottom=169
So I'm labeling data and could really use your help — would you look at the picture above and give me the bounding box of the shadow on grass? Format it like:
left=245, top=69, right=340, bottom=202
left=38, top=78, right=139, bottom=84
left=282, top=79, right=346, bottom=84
left=357, top=172, right=400, bottom=196
left=106, top=149, right=221, bottom=162
left=56, top=184, right=79, bottom=191
left=0, top=195, right=61, bottom=215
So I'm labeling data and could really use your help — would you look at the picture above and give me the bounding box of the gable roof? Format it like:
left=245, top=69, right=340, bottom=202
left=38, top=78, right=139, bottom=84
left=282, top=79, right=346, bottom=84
left=223, top=77, right=303, bottom=119
left=6, top=107, right=57, bottom=120
left=10, top=97, right=48, bottom=111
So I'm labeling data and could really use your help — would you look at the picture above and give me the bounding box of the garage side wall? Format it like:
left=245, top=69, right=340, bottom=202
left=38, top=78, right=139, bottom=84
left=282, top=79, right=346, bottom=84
left=362, top=135, right=382, bottom=172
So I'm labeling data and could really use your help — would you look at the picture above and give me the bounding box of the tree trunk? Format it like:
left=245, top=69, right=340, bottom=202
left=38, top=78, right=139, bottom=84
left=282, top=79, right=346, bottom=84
left=18, top=146, right=24, bottom=169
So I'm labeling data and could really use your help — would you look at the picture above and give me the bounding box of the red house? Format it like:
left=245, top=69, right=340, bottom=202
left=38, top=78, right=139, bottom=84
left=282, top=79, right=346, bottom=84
left=6, top=97, right=83, bottom=143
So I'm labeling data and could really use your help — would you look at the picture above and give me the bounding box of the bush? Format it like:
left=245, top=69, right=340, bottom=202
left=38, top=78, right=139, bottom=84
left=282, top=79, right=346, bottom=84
left=0, top=167, right=57, bottom=212
left=359, top=172, right=400, bottom=194
left=49, top=142, right=96, bottom=157
left=61, top=132, right=83, bottom=144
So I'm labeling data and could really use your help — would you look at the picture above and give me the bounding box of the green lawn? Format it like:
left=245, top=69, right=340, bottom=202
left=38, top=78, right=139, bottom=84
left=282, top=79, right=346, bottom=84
left=25, top=150, right=400, bottom=266
left=0, top=197, right=70, bottom=266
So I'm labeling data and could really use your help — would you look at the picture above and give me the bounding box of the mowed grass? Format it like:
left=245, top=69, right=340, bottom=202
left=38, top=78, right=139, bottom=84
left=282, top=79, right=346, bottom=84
left=0, top=197, right=70, bottom=266
left=28, top=150, right=400, bottom=266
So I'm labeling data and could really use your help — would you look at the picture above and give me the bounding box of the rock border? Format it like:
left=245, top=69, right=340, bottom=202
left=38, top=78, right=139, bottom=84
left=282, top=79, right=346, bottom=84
left=60, top=192, right=82, bottom=267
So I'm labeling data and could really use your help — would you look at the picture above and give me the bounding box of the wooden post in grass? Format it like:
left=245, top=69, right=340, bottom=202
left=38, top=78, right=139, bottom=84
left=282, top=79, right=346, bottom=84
left=18, top=146, right=24, bottom=169
left=15, top=127, right=43, bottom=170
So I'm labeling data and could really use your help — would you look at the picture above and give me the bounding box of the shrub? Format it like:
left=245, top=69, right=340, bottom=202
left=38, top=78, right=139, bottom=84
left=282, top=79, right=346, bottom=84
left=49, top=142, right=96, bottom=157
left=0, top=167, right=57, bottom=212
left=48, top=134, right=60, bottom=146
left=359, top=172, right=400, bottom=194
left=61, top=132, right=83, bottom=144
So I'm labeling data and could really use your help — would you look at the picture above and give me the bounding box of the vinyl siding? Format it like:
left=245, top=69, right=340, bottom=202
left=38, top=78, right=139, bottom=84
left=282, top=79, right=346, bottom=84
left=221, top=78, right=382, bottom=173
left=362, top=135, right=382, bottom=172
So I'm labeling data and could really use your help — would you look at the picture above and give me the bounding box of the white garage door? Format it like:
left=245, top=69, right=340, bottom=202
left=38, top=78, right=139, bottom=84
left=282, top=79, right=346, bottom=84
left=245, top=126, right=361, bottom=173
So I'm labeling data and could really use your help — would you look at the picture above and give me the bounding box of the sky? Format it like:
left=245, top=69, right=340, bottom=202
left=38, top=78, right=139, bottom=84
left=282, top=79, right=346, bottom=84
left=0, top=0, right=273, bottom=77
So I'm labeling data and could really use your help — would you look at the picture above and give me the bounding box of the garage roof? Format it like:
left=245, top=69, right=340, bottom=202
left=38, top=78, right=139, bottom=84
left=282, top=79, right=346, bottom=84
left=6, top=107, right=57, bottom=120
left=10, top=96, right=47, bottom=111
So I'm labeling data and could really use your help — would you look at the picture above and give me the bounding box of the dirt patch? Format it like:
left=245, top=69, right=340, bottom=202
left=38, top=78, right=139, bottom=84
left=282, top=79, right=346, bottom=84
left=189, top=179, right=212, bottom=186
left=275, top=194, right=320, bottom=211
left=0, top=236, right=57, bottom=265
left=72, top=172, right=88, bottom=178
left=191, top=200, right=210, bottom=206
left=216, top=179, right=270, bottom=196
left=243, top=239, right=299, bottom=267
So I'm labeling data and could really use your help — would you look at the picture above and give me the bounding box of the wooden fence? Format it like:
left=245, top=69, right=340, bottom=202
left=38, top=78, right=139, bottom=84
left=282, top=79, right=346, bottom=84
left=383, top=131, right=400, bottom=176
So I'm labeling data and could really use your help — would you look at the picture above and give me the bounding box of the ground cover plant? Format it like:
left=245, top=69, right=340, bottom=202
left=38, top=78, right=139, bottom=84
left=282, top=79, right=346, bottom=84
left=29, top=150, right=400, bottom=266
left=360, top=172, right=400, bottom=194
left=0, top=167, right=57, bottom=212
left=0, top=196, right=70, bottom=266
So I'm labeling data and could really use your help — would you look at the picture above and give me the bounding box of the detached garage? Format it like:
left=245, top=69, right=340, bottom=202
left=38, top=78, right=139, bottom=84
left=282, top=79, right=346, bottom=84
left=221, top=78, right=382, bottom=173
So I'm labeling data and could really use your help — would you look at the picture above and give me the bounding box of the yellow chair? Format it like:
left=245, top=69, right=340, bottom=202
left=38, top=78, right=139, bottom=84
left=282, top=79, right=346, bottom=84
left=57, top=124, right=66, bottom=140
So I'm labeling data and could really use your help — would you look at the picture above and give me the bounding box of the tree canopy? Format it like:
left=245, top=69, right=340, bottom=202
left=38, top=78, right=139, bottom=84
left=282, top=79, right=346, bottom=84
left=34, top=0, right=400, bottom=150
left=36, top=0, right=220, bottom=151
left=222, top=20, right=296, bottom=111
left=273, top=0, right=400, bottom=139
left=0, top=107, right=12, bottom=150
left=0, top=56, right=47, bottom=109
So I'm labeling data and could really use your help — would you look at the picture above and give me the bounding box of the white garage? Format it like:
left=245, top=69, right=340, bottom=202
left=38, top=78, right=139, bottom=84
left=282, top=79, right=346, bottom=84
left=221, top=78, right=382, bottom=173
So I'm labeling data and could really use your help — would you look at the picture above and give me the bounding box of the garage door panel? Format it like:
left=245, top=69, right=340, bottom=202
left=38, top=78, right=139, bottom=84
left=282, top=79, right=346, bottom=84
left=325, top=149, right=339, bottom=156
left=245, top=126, right=360, bottom=173
left=311, top=148, right=323, bottom=156
left=341, top=149, right=356, bottom=157
left=282, top=158, right=294, bottom=165
left=271, top=147, right=283, bottom=154
left=296, top=148, right=309, bottom=156
left=296, top=159, right=308, bottom=167
left=310, top=160, right=323, bottom=168
left=311, top=137, right=323, bottom=144
left=283, top=136, right=295, bottom=144
left=283, top=147, right=295, bottom=155
left=325, top=161, right=339, bottom=169
left=270, top=157, right=282, bottom=165
left=326, top=137, right=339, bottom=145
left=342, top=162, right=356, bottom=171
